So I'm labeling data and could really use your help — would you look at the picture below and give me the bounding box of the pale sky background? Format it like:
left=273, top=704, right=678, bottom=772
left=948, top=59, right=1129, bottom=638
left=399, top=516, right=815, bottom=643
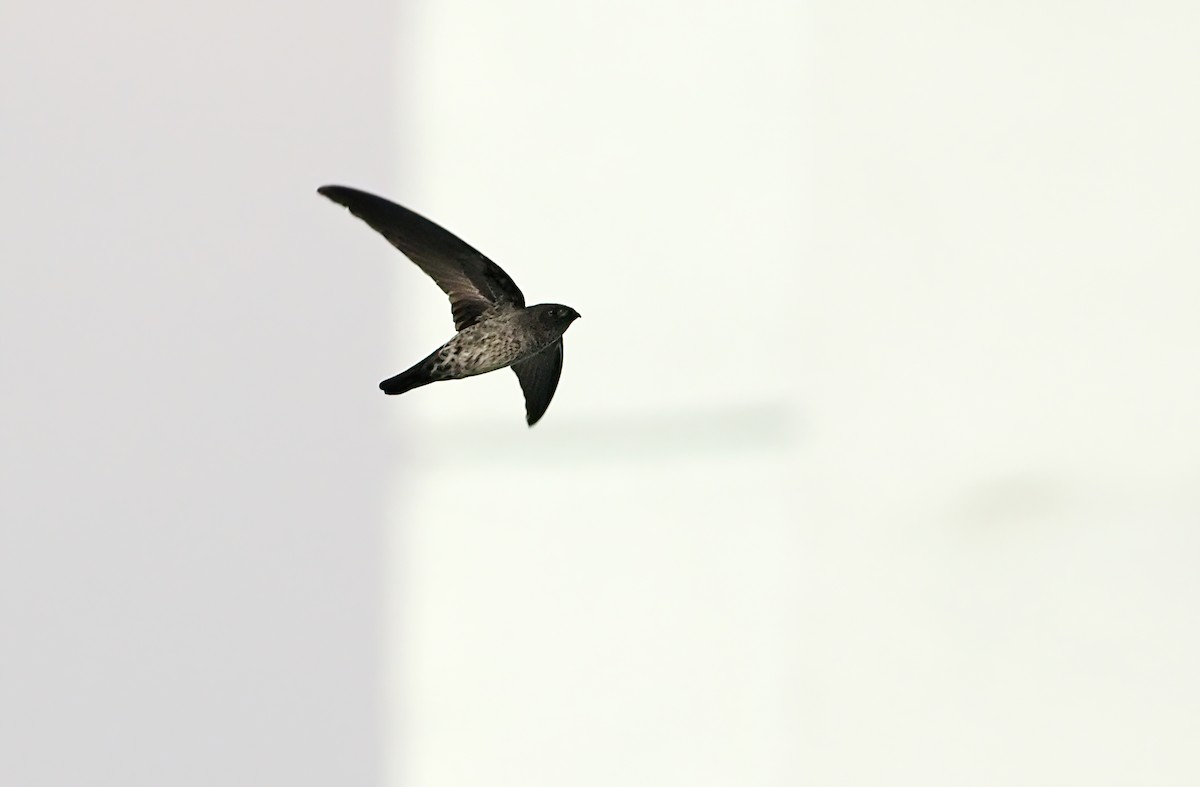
left=4, top=2, right=1200, bottom=787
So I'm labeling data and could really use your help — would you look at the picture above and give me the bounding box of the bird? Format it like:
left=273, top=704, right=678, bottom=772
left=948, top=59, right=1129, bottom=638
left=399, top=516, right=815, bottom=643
left=317, top=185, right=581, bottom=426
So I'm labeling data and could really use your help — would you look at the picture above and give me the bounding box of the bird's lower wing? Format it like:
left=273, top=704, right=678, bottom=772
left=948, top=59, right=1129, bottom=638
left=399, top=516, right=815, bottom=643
left=511, top=340, right=564, bottom=426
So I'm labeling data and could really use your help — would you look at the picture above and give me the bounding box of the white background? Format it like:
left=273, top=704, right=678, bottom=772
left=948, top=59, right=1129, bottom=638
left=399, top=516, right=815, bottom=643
left=4, top=1, right=1200, bottom=786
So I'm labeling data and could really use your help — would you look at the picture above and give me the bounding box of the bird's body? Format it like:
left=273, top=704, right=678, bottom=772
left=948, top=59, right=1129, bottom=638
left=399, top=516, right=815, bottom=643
left=317, top=185, right=580, bottom=425
left=380, top=304, right=568, bottom=393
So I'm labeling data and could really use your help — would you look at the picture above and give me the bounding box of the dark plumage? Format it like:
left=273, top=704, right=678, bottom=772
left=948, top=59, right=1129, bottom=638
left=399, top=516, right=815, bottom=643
left=318, top=185, right=581, bottom=425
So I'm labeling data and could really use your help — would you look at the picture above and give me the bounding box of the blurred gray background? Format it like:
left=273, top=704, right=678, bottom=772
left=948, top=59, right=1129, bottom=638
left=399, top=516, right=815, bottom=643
left=4, top=1, right=1200, bottom=786
left=2, top=1, right=394, bottom=784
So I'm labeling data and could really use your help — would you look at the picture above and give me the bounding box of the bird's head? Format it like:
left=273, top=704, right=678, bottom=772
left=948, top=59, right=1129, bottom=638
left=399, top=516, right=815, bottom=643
left=536, top=303, right=582, bottom=331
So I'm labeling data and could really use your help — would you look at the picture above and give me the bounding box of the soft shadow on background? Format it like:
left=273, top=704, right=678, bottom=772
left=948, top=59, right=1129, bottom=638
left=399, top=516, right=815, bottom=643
left=4, top=1, right=1200, bottom=787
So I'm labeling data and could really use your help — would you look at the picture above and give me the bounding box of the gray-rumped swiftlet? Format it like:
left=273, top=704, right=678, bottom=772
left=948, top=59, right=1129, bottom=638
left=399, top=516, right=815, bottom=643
left=318, top=185, right=581, bottom=426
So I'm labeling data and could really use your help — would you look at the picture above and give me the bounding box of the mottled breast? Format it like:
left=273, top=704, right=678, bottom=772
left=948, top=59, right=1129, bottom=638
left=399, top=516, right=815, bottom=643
left=429, top=308, right=550, bottom=380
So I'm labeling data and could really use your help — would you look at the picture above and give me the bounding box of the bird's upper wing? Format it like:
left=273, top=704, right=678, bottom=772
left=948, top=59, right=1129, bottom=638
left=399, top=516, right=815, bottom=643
left=318, top=185, right=525, bottom=330
left=511, top=340, right=564, bottom=426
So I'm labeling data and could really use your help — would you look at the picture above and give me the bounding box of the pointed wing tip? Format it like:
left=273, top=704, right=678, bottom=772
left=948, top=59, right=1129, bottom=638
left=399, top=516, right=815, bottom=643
left=317, top=185, right=350, bottom=202
left=524, top=396, right=548, bottom=426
